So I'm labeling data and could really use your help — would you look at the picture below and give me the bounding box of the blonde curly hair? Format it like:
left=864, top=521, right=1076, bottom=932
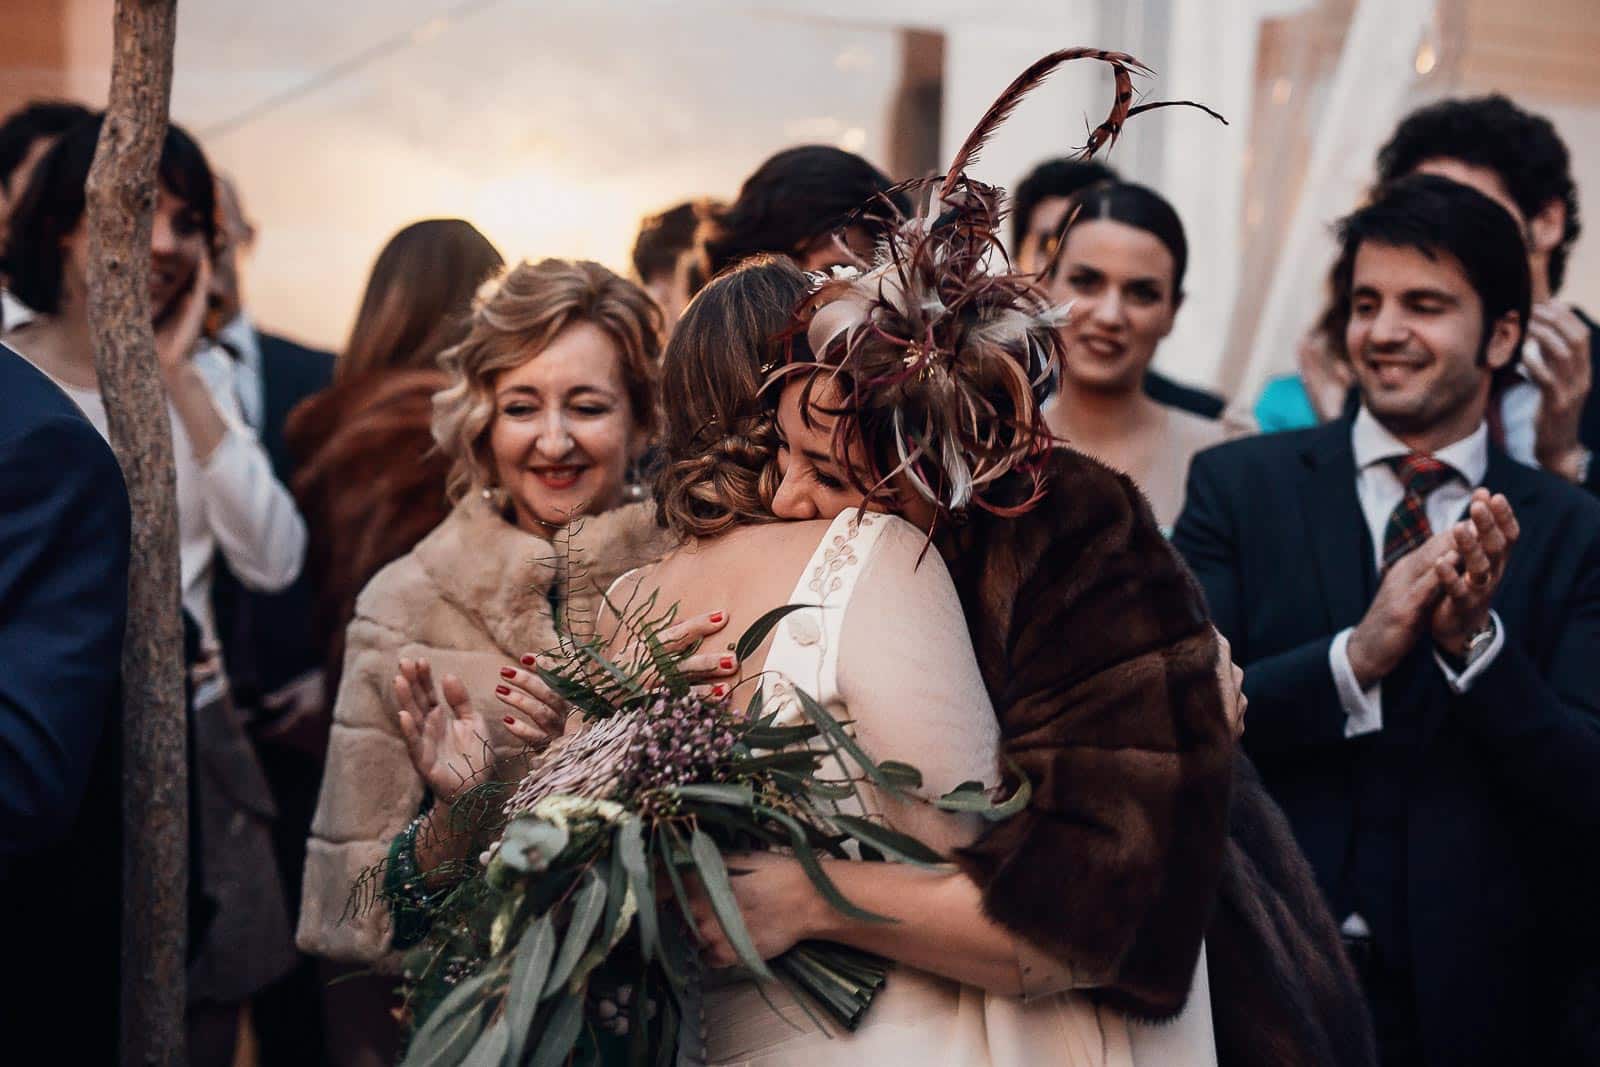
left=432, top=258, right=662, bottom=504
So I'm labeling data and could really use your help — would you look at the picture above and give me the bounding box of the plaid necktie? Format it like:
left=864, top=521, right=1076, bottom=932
left=1381, top=454, right=1456, bottom=568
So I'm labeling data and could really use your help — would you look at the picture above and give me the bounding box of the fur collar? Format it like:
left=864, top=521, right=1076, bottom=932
left=409, top=495, right=667, bottom=653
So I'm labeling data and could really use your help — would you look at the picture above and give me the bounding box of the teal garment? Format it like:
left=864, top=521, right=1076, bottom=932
left=384, top=794, right=440, bottom=950
left=1254, top=374, right=1319, bottom=434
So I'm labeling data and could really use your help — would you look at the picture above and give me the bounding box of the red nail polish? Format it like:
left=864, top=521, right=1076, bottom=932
left=521, top=654, right=537, bottom=667
left=711, top=684, right=726, bottom=698
left=495, top=685, right=511, bottom=696
left=710, top=612, right=724, bottom=624
left=719, top=657, right=734, bottom=670
left=504, top=716, right=516, bottom=725
left=501, top=667, right=517, bottom=679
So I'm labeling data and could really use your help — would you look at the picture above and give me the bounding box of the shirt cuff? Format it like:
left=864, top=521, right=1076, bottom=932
left=1433, top=612, right=1505, bottom=694
left=1014, top=933, right=1076, bottom=1000
left=1330, top=627, right=1383, bottom=738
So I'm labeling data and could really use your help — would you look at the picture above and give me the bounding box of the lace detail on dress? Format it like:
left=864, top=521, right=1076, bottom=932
left=806, top=514, right=872, bottom=597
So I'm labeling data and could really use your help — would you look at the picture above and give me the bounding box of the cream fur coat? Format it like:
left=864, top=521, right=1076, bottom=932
left=296, top=495, right=669, bottom=966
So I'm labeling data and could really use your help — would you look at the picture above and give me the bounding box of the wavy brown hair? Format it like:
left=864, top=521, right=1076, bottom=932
left=433, top=258, right=662, bottom=504
left=338, top=219, right=504, bottom=384
left=653, top=255, right=808, bottom=539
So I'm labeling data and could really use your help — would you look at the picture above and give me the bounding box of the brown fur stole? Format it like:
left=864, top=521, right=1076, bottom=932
left=938, top=447, right=1376, bottom=1063
left=936, top=447, right=1233, bottom=1019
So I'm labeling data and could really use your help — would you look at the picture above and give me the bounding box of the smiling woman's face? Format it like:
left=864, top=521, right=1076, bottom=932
left=488, top=320, right=645, bottom=534
left=1046, top=218, right=1179, bottom=394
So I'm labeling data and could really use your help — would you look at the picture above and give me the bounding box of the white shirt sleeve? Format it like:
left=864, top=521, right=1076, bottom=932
left=1432, top=611, right=1506, bottom=693
left=1330, top=627, right=1384, bottom=737
left=193, top=376, right=307, bottom=593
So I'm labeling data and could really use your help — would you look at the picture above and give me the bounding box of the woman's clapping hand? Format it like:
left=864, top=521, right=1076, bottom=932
left=393, top=657, right=556, bottom=802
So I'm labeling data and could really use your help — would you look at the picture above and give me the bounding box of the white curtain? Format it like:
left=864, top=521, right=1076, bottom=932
left=1223, top=0, right=1437, bottom=413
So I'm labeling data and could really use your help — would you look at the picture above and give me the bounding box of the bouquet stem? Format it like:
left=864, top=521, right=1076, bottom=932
left=770, top=941, right=891, bottom=1031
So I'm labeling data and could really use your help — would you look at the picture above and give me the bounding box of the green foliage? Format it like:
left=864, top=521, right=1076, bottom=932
left=376, top=592, right=1033, bottom=1065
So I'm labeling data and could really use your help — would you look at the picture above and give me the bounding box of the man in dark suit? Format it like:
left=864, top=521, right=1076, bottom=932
left=1011, top=155, right=1228, bottom=420
left=1174, top=176, right=1600, bottom=1066
left=1376, top=94, right=1598, bottom=496
left=0, top=342, right=130, bottom=1057
left=206, top=175, right=335, bottom=1065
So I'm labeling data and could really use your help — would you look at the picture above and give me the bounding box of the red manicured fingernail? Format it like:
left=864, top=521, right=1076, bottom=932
left=501, top=667, right=517, bottom=679
left=710, top=612, right=725, bottom=624
left=719, top=657, right=734, bottom=670
left=504, top=716, right=516, bottom=725
left=521, top=654, right=537, bottom=666
left=711, top=684, right=726, bottom=698
left=495, top=685, right=511, bottom=696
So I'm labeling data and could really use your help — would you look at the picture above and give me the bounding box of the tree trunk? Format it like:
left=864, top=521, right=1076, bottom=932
left=84, top=2, right=188, bottom=1065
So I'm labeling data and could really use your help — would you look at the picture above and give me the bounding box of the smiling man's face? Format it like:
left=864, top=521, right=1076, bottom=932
left=1345, top=239, right=1513, bottom=450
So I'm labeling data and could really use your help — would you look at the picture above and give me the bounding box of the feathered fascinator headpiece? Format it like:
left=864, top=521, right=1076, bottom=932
left=779, top=48, right=1222, bottom=518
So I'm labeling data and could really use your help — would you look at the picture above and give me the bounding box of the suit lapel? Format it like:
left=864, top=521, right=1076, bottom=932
left=1298, top=419, right=1376, bottom=633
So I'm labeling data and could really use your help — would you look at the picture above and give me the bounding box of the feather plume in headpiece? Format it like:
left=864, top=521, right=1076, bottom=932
left=780, top=48, right=1223, bottom=518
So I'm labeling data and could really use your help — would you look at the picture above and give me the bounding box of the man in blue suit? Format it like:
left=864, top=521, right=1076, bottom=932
left=0, top=341, right=130, bottom=1055
left=1174, top=176, right=1600, bottom=1065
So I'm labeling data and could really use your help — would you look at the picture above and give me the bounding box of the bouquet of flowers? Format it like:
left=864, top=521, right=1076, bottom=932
left=378, top=596, right=1026, bottom=1066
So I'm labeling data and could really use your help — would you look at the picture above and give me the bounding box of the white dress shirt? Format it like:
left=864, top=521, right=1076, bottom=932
left=33, top=357, right=306, bottom=646
left=216, top=313, right=265, bottom=430
left=1329, top=407, right=1506, bottom=737
left=1, top=288, right=35, bottom=330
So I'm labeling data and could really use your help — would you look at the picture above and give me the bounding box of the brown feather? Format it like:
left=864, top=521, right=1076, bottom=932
left=940, top=47, right=1149, bottom=200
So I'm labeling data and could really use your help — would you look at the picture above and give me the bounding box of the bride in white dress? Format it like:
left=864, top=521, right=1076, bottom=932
left=602, top=257, right=1219, bottom=1066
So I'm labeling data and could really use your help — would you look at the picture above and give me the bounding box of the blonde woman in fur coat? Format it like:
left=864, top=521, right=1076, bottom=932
left=297, top=260, right=731, bottom=1063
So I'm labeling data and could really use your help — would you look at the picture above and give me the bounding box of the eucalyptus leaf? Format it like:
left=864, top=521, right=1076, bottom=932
left=688, top=828, right=775, bottom=980
left=933, top=763, right=1032, bottom=820
left=603, top=842, right=629, bottom=947
left=578, top=643, right=643, bottom=697
left=805, top=780, right=856, bottom=801
left=735, top=604, right=816, bottom=663
left=755, top=805, right=894, bottom=924
left=670, top=782, right=754, bottom=806
left=542, top=869, right=608, bottom=1000
left=400, top=967, right=497, bottom=1067
left=504, top=914, right=556, bottom=1063
left=877, top=760, right=924, bottom=790
left=744, top=684, right=766, bottom=723
left=527, top=992, right=585, bottom=1067
left=795, top=688, right=886, bottom=793
left=657, top=826, right=700, bottom=933
left=618, top=818, right=657, bottom=963
left=456, top=1017, right=509, bottom=1067
left=732, top=742, right=819, bottom=767
left=831, top=814, right=946, bottom=867
left=400, top=1002, right=488, bottom=1067
left=535, top=665, right=619, bottom=719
